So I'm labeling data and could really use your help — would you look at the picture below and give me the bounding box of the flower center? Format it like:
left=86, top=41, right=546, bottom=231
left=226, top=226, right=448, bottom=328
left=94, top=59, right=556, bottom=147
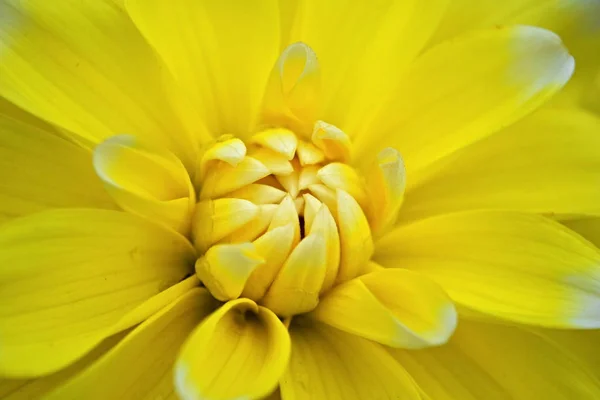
left=192, top=122, right=404, bottom=317
left=92, top=42, right=407, bottom=318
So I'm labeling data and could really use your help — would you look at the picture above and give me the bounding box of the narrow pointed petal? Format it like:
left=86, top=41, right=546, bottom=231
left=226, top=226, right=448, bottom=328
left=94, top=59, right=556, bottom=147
left=0, top=0, right=201, bottom=165
left=46, top=289, right=217, bottom=400
left=226, top=184, right=287, bottom=205
left=200, top=157, right=270, bottom=200
left=317, top=163, right=367, bottom=207
left=390, top=320, right=600, bottom=400
left=126, top=0, right=281, bottom=136
left=249, top=128, right=298, bottom=160
left=0, top=99, right=115, bottom=222
left=336, top=190, right=374, bottom=282
left=0, top=209, right=195, bottom=377
left=312, top=269, right=457, bottom=348
left=302, top=193, right=322, bottom=231
left=296, top=140, right=325, bottom=165
left=94, top=135, right=195, bottom=234
left=268, top=195, right=301, bottom=246
left=175, top=299, right=290, bottom=400
left=222, top=204, right=277, bottom=243
left=312, top=121, right=351, bottom=162
left=401, top=109, right=600, bottom=221
left=243, top=225, right=296, bottom=301
left=197, top=137, right=246, bottom=182
left=354, top=26, right=574, bottom=173
left=280, top=320, right=421, bottom=400
left=195, top=243, right=264, bottom=301
left=250, top=148, right=294, bottom=176
left=309, top=205, right=340, bottom=292
left=367, top=147, right=407, bottom=234
left=261, top=42, right=321, bottom=135
left=192, top=198, right=259, bottom=252
left=376, top=211, right=600, bottom=328
left=261, top=234, right=327, bottom=316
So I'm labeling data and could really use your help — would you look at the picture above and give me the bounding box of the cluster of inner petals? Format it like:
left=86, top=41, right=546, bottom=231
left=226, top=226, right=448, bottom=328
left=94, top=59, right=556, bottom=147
left=192, top=121, right=405, bottom=317
left=92, top=42, right=408, bottom=318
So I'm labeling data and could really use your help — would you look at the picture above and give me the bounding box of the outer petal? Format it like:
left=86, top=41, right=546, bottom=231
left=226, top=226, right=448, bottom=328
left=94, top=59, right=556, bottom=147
left=401, top=109, right=600, bottom=221
left=175, top=299, right=290, bottom=400
left=125, top=0, right=281, bottom=137
left=0, top=209, right=196, bottom=377
left=312, top=269, right=457, bottom=349
left=0, top=333, right=125, bottom=399
left=564, top=218, right=600, bottom=248
left=284, top=0, right=448, bottom=130
left=46, top=289, right=216, bottom=400
left=280, top=319, right=421, bottom=400
left=0, top=0, right=201, bottom=166
left=375, top=211, right=600, bottom=328
left=429, top=0, right=598, bottom=45
left=353, top=26, right=574, bottom=174
left=0, top=98, right=115, bottom=222
left=390, top=320, right=600, bottom=400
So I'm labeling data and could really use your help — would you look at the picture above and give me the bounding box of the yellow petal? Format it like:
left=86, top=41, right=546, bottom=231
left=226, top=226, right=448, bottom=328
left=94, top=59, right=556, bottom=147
left=564, top=217, right=600, bottom=248
left=354, top=26, right=574, bottom=174
left=0, top=0, right=201, bottom=166
left=312, top=269, right=457, bottom=348
left=311, top=121, right=351, bottom=163
left=317, top=162, right=367, bottom=207
left=261, top=234, right=327, bottom=316
left=197, top=137, right=247, bottom=182
left=242, top=224, right=296, bottom=301
left=296, top=139, right=325, bottom=166
left=126, top=0, right=280, bottom=137
left=46, top=288, right=217, bottom=400
left=336, top=190, right=374, bottom=282
left=301, top=193, right=322, bottom=232
left=275, top=160, right=301, bottom=198
left=250, top=147, right=294, bottom=176
left=534, top=328, right=600, bottom=376
left=366, top=147, right=407, bottom=234
left=175, top=299, right=290, bottom=400
left=192, top=198, right=259, bottom=253
left=0, top=98, right=115, bottom=223
left=286, top=0, right=447, bottom=132
left=268, top=195, right=301, bottom=247
left=308, top=204, right=340, bottom=292
left=307, top=184, right=337, bottom=215
left=249, top=128, right=298, bottom=160
left=280, top=319, right=421, bottom=400
left=298, top=165, right=320, bottom=191
left=430, top=0, right=596, bottom=46
left=196, top=243, right=264, bottom=302
left=0, top=209, right=195, bottom=377
left=222, top=204, right=278, bottom=243
left=376, top=211, right=600, bottom=328
left=225, top=184, right=287, bottom=205
left=94, top=135, right=195, bottom=234
left=390, top=320, right=600, bottom=400
left=402, top=109, right=600, bottom=221
left=200, top=157, right=270, bottom=200
left=0, top=333, right=125, bottom=399
left=261, top=42, right=321, bottom=136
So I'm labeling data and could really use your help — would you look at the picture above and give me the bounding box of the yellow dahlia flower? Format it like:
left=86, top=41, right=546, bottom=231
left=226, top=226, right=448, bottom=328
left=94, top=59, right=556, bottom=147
left=1, top=0, right=599, bottom=399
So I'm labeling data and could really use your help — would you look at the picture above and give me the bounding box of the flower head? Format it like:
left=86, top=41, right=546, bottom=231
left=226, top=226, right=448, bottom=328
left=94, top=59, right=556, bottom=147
left=1, top=0, right=600, bottom=399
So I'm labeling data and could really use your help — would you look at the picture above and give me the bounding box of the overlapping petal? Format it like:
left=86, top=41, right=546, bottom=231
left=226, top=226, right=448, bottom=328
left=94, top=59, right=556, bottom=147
left=0, top=98, right=115, bottom=223
left=401, top=109, right=600, bottom=221
left=280, top=319, right=421, bottom=400
left=46, top=289, right=216, bottom=400
left=175, top=298, right=290, bottom=400
left=0, top=209, right=196, bottom=377
left=353, top=26, right=574, bottom=175
left=376, top=211, right=600, bottom=328
left=0, top=0, right=203, bottom=167
left=390, top=320, right=600, bottom=399
left=125, top=0, right=281, bottom=137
